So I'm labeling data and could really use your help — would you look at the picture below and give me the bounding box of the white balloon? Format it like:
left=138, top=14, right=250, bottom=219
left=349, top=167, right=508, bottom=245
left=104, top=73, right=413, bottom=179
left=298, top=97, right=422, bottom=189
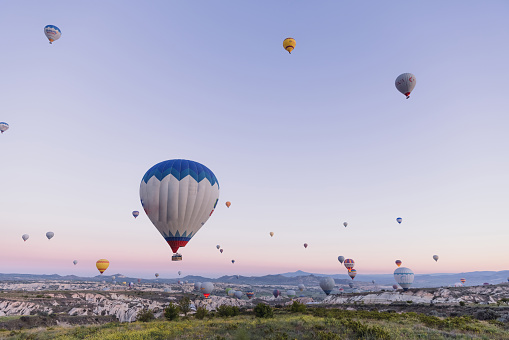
left=0, top=122, right=9, bottom=133
left=395, top=73, right=416, bottom=99
left=394, top=267, right=414, bottom=291
left=44, top=25, right=61, bottom=44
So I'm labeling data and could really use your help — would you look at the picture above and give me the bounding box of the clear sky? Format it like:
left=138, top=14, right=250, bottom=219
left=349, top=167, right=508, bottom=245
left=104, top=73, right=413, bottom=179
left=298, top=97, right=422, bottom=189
left=0, top=1, right=508, bottom=279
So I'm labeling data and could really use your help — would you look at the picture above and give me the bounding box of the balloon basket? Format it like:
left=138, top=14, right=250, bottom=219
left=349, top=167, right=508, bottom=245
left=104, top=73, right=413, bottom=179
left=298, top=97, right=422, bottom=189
left=172, top=253, right=183, bottom=261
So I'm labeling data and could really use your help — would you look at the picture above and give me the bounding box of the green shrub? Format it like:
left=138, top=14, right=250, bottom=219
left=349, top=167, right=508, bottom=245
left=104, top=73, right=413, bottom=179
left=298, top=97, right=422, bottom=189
left=164, top=302, right=180, bottom=321
left=254, top=303, right=273, bottom=318
left=217, top=305, right=240, bottom=317
left=178, top=296, right=191, bottom=316
left=136, top=309, right=155, bottom=322
left=459, top=301, right=466, bottom=306
left=195, top=306, right=208, bottom=319
left=290, top=301, right=306, bottom=313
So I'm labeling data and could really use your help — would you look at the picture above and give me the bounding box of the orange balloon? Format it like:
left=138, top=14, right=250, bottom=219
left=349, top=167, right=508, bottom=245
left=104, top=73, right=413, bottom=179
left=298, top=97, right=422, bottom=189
left=96, top=259, right=110, bottom=274
left=226, top=201, right=231, bottom=208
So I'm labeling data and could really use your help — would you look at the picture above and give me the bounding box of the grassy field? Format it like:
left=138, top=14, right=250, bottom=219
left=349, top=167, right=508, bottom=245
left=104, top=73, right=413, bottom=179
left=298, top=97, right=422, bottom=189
left=2, top=306, right=509, bottom=339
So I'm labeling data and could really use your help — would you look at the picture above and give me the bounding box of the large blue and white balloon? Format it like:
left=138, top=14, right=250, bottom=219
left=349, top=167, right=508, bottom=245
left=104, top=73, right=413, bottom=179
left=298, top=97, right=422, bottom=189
left=140, top=159, right=219, bottom=258
left=44, top=25, right=61, bottom=44
left=394, top=267, right=414, bottom=291
left=0, top=122, right=9, bottom=133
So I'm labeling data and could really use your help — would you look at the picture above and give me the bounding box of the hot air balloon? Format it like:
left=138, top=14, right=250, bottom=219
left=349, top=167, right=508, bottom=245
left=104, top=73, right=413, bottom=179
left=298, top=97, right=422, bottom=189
left=155, top=273, right=159, bottom=278
left=0, top=122, right=9, bottom=134
left=303, top=243, right=308, bottom=249
left=283, top=38, right=296, bottom=54
left=298, top=284, right=305, bottom=292
left=348, top=282, right=354, bottom=288
left=272, top=289, right=280, bottom=298
left=138, top=278, right=141, bottom=283
left=396, top=217, right=402, bottom=224
left=132, top=211, right=139, bottom=218
left=344, top=259, right=354, bottom=271
left=372, top=280, right=376, bottom=285
left=483, top=282, right=490, bottom=286
left=96, top=259, right=109, bottom=274
left=235, top=275, right=239, bottom=279
left=339, top=288, right=344, bottom=293
left=348, top=269, right=357, bottom=280
left=22, top=234, right=29, bottom=242
left=216, top=245, right=220, bottom=249
left=338, top=256, right=345, bottom=264
left=392, top=284, right=398, bottom=290
left=460, top=278, right=466, bottom=284
left=140, top=159, right=219, bottom=261
left=194, top=282, right=202, bottom=291
left=395, top=260, right=402, bottom=267
left=201, top=282, right=214, bottom=298
left=394, top=267, right=414, bottom=291
left=122, top=282, right=126, bottom=285
left=227, top=289, right=235, bottom=297
left=343, top=222, right=348, bottom=227
left=112, top=276, right=116, bottom=280
left=433, top=255, right=439, bottom=262
left=220, top=249, right=223, bottom=253
left=44, top=25, right=61, bottom=44
left=73, top=260, right=78, bottom=265
left=395, top=73, right=416, bottom=99
left=46, top=232, right=54, bottom=240
left=234, top=291, right=243, bottom=299
left=231, top=260, right=235, bottom=264
left=320, top=277, right=335, bottom=295
left=287, top=290, right=296, bottom=298
left=507, top=277, right=509, bottom=282
left=270, top=232, right=274, bottom=237
left=225, top=201, right=231, bottom=208
left=246, top=290, right=255, bottom=299
left=178, top=271, right=181, bottom=276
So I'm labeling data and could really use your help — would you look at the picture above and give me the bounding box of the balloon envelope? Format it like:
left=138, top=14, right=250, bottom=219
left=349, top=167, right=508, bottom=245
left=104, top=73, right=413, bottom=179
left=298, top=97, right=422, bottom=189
left=231, top=260, right=235, bottom=264
left=338, top=256, right=345, bottom=264
left=348, top=269, right=357, bottom=280
left=298, top=284, right=305, bottom=291
left=283, top=37, right=296, bottom=54
left=44, top=25, right=61, bottom=43
left=46, top=232, right=54, bottom=240
left=343, top=222, right=348, bottom=227
left=394, top=267, right=414, bottom=291
left=216, top=245, right=220, bottom=249
left=392, top=284, right=398, bottom=290
left=201, top=282, right=214, bottom=298
left=270, top=232, right=274, bottom=237
left=96, top=259, right=109, bottom=274
left=22, top=234, right=29, bottom=242
left=73, top=260, right=78, bottom=265
left=395, top=260, right=402, bottom=267
left=225, top=201, right=231, bottom=208
left=0, top=122, right=9, bottom=133
left=287, top=290, right=296, bottom=298
left=303, top=243, right=308, bottom=248
left=132, top=211, right=139, bottom=218
left=460, top=278, right=466, bottom=284
left=349, top=282, right=354, bottom=288
left=234, top=291, right=243, bottom=299
left=220, top=249, right=223, bottom=253
left=433, top=255, right=439, bottom=262
left=194, top=282, right=202, bottom=291
left=178, top=271, right=181, bottom=276
left=246, top=290, right=255, bottom=299
left=320, top=277, right=335, bottom=295
left=395, top=73, right=416, bottom=99
left=272, top=289, right=280, bottom=298
left=344, top=259, right=354, bottom=271
left=140, top=159, right=219, bottom=255
left=228, top=289, right=235, bottom=297
left=396, top=217, right=402, bottom=224
left=155, top=273, right=159, bottom=278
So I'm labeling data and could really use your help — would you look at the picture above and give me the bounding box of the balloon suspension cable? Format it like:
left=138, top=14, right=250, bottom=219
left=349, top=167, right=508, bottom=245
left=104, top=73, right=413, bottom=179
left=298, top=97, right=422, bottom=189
left=406, top=96, right=410, bottom=99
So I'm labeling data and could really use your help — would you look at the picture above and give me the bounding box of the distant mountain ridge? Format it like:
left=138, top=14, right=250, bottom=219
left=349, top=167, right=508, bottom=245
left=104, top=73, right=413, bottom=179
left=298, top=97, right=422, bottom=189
left=0, top=270, right=506, bottom=288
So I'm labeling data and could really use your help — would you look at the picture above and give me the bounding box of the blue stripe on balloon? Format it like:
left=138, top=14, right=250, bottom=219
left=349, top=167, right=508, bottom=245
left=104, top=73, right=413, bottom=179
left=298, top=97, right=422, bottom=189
left=142, top=159, right=219, bottom=187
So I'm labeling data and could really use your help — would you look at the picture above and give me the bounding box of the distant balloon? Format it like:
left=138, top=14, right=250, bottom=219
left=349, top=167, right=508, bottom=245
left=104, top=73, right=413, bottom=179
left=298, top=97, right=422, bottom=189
left=44, top=25, right=61, bottom=44
left=396, top=217, right=402, bottom=224
left=395, top=73, right=416, bottom=99
left=343, top=222, right=348, bottom=227
left=225, top=201, right=231, bottom=208
left=201, top=282, right=214, bottom=298
left=303, top=243, right=308, bottom=249
left=234, top=291, right=243, bottom=299
left=319, top=277, right=335, bottom=296
left=96, top=259, right=109, bottom=274
left=433, top=255, right=439, bottom=262
left=395, top=260, right=402, bottom=267
left=348, top=282, right=354, bottom=288
left=73, top=260, right=78, bottom=265
left=22, top=234, right=29, bottom=242
left=392, top=284, right=398, bottom=290
left=394, top=267, right=414, bottom=291
left=231, top=260, right=235, bottom=264
left=372, top=280, right=376, bottom=284
left=483, top=282, right=490, bottom=286
left=460, top=278, right=466, bottom=284
left=155, top=273, right=159, bottom=278
left=287, top=290, right=296, bottom=298
left=348, top=269, right=357, bottom=280
left=46, top=232, right=54, bottom=240
left=338, top=256, right=345, bottom=264
left=298, top=284, right=305, bottom=292
left=220, top=249, right=223, bottom=253
left=235, top=275, right=239, bottom=279
left=216, top=245, right=220, bottom=249
left=194, top=282, right=202, bottom=291
left=270, top=232, right=274, bottom=237
left=178, top=271, right=181, bottom=276
left=227, top=289, right=235, bottom=297
left=140, top=159, right=219, bottom=260
left=138, top=278, right=141, bottom=283
left=0, top=122, right=9, bottom=134
left=344, top=259, right=354, bottom=271
left=246, top=290, right=255, bottom=299
left=272, top=289, right=280, bottom=298
left=132, top=211, right=139, bottom=218
left=112, top=276, right=116, bottom=280
left=283, top=37, right=296, bottom=54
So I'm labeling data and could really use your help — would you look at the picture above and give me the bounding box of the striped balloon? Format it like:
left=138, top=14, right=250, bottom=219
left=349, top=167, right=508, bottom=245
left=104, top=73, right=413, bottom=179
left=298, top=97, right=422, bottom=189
left=96, top=259, right=109, bottom=274
left=394, top=267, right=414, bottom=291
left=344, top=259, right=355, bottom=271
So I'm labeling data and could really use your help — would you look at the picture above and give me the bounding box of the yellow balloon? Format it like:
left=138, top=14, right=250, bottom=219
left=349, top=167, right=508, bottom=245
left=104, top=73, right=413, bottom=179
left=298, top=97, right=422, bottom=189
left=283, top=38, right=296, bottom=54
left=96, top=259, right=109, bottom=274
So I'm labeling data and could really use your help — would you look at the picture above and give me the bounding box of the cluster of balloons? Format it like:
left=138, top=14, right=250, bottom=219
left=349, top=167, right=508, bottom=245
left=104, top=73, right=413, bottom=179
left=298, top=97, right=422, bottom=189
left=22, top=232, right=55, bottom=242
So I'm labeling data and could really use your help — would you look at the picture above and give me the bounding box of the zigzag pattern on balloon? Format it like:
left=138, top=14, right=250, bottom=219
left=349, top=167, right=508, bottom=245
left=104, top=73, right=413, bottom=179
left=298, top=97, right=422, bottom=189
left=141, top=159, right=219, bottom=187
